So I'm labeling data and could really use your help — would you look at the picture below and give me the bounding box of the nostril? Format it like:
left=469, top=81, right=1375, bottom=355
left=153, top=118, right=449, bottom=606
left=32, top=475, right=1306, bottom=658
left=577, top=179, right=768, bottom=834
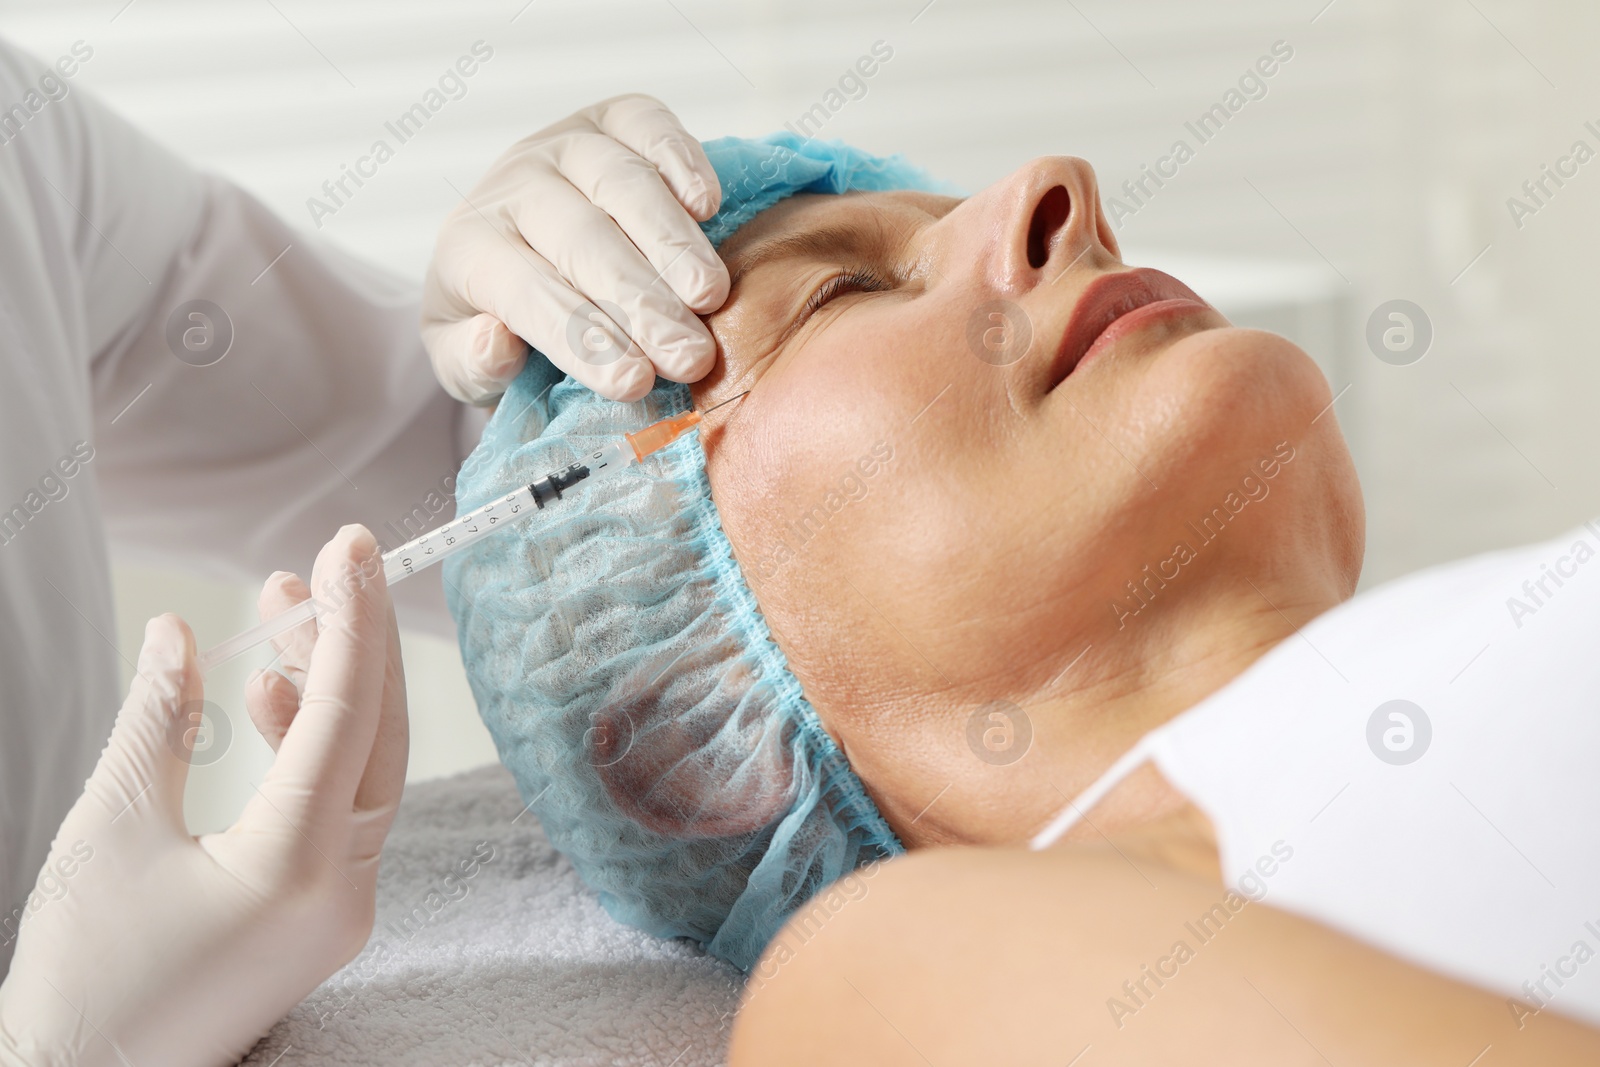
left=1027, top=185, right=1071, bottom=270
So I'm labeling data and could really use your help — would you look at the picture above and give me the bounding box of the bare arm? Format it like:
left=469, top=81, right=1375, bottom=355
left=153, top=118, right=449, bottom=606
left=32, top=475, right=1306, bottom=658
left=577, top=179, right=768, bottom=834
left=729, top=843, right=1600, bottom=1065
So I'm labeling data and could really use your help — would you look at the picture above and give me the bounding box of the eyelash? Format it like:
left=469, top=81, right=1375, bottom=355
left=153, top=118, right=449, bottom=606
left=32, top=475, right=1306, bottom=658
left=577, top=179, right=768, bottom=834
left=801, top=267, right=891, bottom=321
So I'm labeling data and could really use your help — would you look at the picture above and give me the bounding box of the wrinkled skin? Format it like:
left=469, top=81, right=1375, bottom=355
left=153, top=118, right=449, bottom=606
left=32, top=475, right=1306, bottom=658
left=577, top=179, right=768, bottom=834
left=690, top=156, right=1364, bottom=847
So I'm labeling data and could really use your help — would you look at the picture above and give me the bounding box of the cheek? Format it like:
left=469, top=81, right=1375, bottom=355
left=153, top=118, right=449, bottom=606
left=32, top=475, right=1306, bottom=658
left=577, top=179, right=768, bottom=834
left=704, top=315, right=938, bottom=554
left=753, top=317, right=921, bottom=440
left=699, top=311, right=984, bottom=697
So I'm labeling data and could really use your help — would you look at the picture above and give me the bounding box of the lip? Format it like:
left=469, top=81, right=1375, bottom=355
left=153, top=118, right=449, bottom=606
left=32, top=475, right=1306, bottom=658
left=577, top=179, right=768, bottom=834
left=1049, top=268, right=1212, bottom=389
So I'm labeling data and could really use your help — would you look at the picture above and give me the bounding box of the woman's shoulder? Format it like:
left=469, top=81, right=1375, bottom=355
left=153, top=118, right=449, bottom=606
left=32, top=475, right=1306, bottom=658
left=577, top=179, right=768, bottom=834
left=729, top=836, right=1600, bottom=1066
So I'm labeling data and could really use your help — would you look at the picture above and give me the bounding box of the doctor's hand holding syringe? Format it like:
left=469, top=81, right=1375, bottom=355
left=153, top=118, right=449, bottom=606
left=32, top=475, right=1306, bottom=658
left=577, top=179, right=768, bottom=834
left=0, top=527, right=403, bottom=1067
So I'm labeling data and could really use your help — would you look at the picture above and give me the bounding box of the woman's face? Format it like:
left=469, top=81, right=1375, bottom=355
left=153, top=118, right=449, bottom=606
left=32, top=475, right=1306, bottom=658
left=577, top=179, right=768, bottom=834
left=692, top=156, right=1363, bottom=845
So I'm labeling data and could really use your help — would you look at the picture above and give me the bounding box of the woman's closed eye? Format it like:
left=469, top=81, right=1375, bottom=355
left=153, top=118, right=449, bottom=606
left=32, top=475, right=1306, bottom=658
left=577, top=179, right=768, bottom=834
left=800, top=267, right=893, bottom=325
left=752, top=266, right=894, bottom=359
left=715, top=262, right=898, bottom=381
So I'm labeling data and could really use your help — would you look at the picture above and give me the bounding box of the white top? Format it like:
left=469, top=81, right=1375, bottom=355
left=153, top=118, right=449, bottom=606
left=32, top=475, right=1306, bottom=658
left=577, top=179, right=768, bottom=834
left=1051, top=518, right=1600, bottom=1025
left=0, top=39, right=476, bottom=971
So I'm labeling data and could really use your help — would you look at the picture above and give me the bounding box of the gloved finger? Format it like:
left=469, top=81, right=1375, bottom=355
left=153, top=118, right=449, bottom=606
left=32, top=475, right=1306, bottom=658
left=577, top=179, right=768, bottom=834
left=349, top=599, right=409, bottom=863
left=420, top=312, right=528, bottom=407
left=424, top=234, right=655, bottom=401
left=247, top=525, right=389, bottom=840
left=259, top=570, right=314, bottom=688
left=591, top=94, right=722, bottom=221
left=244, top=571, right=315, bottom=752
left=510, top=176, right=717, bottom=383
left=245, top=668, right=299, bottom=754
left=83, top=614, right=202, bottom=830
left=555, top=132, right=728, bottom=313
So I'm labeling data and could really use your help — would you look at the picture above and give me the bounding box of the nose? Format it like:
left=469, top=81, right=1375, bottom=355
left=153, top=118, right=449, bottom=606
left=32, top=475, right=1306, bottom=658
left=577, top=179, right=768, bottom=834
left=980, top=157, right=1120, bottom=292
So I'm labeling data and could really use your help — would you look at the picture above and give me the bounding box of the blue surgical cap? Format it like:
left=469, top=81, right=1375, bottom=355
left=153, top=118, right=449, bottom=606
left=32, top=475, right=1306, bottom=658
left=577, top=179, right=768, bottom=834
left=446, top=133, right=954, bottom=970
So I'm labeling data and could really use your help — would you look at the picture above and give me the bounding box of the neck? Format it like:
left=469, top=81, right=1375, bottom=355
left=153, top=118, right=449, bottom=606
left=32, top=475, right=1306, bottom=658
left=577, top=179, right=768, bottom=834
left=1024, top=566, right=1342, bottom=841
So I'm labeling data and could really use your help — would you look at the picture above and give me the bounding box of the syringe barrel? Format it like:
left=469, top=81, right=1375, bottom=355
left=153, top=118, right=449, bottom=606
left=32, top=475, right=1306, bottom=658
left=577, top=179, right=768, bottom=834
left=380, top=438, right=635, bottom=584
left=382, top=484, right=534, bottom=583
left=584, top=437, right=637, bottom=478
left=201, top=435, right=642, bottom=673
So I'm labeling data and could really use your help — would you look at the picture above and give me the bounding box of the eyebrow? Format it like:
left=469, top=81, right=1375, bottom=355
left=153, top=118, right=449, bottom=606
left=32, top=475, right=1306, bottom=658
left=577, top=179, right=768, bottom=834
left=726, top=220, right=877, bottom=289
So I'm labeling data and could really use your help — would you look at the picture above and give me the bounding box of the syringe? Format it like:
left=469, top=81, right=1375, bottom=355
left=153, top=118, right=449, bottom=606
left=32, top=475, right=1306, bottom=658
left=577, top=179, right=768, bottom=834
left=199, top=394, right=746, bottom=674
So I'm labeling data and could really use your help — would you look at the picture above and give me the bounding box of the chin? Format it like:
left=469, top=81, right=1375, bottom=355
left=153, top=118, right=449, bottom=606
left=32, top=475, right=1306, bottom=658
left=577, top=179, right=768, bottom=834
left=1084, top=323, right=1341, bottom=534
left=1165, top=326, right=1364, bottom=579
left=1150, top=326, right=1332, bottom=453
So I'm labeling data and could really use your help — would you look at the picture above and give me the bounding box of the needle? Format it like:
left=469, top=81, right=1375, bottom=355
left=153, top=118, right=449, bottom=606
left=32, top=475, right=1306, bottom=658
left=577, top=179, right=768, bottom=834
left=701, top=391, right=750, bottom=415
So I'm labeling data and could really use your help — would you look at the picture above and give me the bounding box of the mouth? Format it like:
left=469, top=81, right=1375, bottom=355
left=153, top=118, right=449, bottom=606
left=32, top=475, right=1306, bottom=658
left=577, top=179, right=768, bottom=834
left=1048, top=268, right=1212, bottom=389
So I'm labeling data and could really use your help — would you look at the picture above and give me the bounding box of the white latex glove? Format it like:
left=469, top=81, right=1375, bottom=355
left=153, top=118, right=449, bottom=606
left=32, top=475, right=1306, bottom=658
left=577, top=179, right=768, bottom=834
left=421, top=94, right=729, bottom=405
left=0, top=525, right=407, bottom=1067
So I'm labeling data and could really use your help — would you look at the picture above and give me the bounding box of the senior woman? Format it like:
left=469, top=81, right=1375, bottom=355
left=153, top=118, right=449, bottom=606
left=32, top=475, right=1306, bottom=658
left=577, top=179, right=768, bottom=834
left=447, top=134, right=1600, bottom=1062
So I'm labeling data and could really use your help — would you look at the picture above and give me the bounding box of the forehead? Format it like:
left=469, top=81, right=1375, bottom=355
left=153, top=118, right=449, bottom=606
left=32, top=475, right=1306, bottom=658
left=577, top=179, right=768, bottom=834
left=719, top=189, right=962, bottom=282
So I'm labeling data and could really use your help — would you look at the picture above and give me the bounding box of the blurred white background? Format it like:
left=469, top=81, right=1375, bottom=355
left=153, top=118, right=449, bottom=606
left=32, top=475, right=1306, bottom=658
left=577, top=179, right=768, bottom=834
left=3, top=0, right=1595, bottom=827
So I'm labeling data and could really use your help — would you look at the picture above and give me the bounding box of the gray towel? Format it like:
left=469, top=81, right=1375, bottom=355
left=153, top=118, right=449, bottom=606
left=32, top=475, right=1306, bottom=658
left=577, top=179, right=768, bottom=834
left=241, top=764, right=744, bottom=1066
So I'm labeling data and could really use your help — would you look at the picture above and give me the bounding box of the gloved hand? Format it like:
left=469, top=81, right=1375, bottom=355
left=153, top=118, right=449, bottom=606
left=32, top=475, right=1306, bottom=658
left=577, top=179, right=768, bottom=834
left=0, top=525, right=407, bottom=1067
left=421, top=94, right=729, bottom=405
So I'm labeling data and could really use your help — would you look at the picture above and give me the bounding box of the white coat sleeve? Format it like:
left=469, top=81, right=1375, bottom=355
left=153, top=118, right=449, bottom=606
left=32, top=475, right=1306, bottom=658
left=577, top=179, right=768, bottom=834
left=6, top=37, right=482, bottom=637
